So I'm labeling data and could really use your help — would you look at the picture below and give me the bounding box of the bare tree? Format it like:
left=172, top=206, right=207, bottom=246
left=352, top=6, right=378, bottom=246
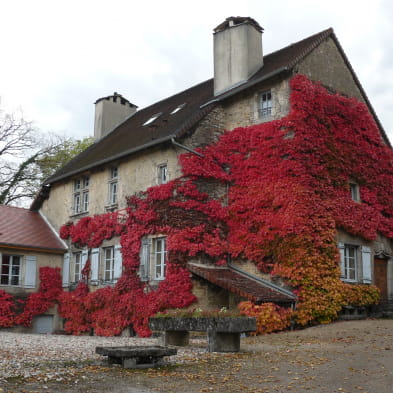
left=0, top=109, right=92, bottom=206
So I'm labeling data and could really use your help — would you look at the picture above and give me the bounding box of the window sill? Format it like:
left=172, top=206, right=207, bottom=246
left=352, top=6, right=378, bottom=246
left=70, top=211, right=89, bottom=219
left=105, top=204, right=118, bottom=212
left=341, top=278, right=358, bottom=284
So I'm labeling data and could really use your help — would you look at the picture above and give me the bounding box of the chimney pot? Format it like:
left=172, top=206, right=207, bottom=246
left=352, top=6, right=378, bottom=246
left=94, top=93, right=137, bottom=140
left=213, top=16, right=264, bottom=96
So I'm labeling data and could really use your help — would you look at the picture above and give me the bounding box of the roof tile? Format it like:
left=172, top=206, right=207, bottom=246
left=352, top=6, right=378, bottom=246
left=0, top=205, right=66, bottom=252
left=188, top=263, right=295, bottom=304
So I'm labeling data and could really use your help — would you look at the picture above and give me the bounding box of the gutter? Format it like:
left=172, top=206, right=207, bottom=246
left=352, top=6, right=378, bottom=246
left=170, top=137, right=204, bottom=157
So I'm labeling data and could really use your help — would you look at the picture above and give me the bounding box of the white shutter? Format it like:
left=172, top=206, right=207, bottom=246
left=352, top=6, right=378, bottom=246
left=91, top=248, right=100, bottom=282
left=114, top=244, right=122, bottom=280
left=338, top=242, right=345, bottom=279
left=361, top=246, right=372, bottom=284
left=62, top=253, right=70, bottom=287
left=139, top=238, right=151, bottom=281
left=24, top=255, right=37, bottom=288
left=81, top=249, right=88, bottom=271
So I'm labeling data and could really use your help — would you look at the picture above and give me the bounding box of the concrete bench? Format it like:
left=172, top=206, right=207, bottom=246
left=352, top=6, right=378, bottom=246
left=149, top=316, right=256, bottom=352
left=95, top=345, right=177, bottom=369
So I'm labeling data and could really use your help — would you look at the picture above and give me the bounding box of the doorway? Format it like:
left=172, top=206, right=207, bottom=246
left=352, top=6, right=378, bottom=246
left=374, top=258, right=388, bottom=303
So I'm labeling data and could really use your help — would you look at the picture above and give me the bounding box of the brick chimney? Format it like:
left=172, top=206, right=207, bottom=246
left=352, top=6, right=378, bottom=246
left=213, top=17, right=264, bottom=96
left=94, top=92, right=137, bottom=140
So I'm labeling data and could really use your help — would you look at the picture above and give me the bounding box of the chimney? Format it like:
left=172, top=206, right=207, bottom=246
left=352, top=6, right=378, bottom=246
left=213, top=17, right=264, bottom=96
left=94, top=92, right=137, bottom=140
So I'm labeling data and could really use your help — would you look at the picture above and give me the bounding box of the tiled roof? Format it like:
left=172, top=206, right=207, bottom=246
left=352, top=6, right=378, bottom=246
left=36, top=27, right=388, bottom=194
left=188, top=263, right=296, bottom=304
left=0, top=205, right=66, bottom=253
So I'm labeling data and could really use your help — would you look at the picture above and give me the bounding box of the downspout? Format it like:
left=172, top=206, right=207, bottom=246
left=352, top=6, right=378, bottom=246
left=170, top=137, right=204, bottom=157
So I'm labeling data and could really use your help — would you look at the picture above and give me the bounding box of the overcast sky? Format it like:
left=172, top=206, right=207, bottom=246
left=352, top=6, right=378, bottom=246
left=1, top=0, right=393, bottom=141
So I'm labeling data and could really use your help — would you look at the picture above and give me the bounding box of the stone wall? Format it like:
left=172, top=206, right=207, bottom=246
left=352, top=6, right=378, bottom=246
left=296, top=37, right=364, bottom=101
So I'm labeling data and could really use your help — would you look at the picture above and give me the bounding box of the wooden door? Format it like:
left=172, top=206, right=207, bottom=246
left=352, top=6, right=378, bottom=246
left=374, top=258, right=388, bottom=302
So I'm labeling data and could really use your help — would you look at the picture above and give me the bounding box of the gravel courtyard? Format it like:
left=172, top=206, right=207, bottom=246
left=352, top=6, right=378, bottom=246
left=1, top=319, right=393, bottom=393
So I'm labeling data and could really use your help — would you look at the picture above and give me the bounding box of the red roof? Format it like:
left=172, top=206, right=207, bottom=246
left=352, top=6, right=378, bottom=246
left=188, top=263, right=296, bottom=304
left=0, top=205, right=66, bottom=253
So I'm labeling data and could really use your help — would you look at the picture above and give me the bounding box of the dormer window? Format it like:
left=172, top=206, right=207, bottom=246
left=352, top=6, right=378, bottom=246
left=170, top=103, right=186, bottom=115
left=258, top=91, right=272, bottom=119
left=349, top=182, right=360, bottom=202
left=143, top=113, right=162, bottom=126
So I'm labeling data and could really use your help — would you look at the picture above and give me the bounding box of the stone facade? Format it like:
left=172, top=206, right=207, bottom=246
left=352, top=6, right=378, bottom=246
left=37, top=24, right=392, bottom=313
left=296, top=37, right=364, bottom=101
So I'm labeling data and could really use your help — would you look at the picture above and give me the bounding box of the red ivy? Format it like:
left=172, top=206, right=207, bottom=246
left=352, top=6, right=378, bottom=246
left=53, top=74, right=393, bottom=334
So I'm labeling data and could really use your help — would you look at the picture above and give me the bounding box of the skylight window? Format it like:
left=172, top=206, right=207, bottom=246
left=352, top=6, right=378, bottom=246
left=170, top=103, right=186, bottom=115
left=143, top=112, right=162, bottom=126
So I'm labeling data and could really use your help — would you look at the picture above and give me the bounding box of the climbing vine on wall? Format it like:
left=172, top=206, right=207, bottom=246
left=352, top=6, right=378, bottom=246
left=1, top=74, right=387, bottom=334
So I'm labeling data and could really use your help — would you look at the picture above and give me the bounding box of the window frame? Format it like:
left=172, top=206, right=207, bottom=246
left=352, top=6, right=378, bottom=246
left=342, top=244, right=358, bottom=282
left=157, top=164, right=168, bottom=185
left=0, top=254, right=21, bottom=286
left=153, top=237, right=167, bottom=281
left=258, top=90, right=272, bottom=119
left=73, top=252, right=82, bottom=282
left=349, top=182, right=360, bottom=202
left=107, top=166, right=119, bottom=206
left=73, top=175, right=90, bottom=215
left=103, top=246, right=115, bottom=282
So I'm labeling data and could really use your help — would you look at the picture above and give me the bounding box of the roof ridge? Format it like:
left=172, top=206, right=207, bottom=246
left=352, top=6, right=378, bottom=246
left=264, top=27, right=333, bottom=59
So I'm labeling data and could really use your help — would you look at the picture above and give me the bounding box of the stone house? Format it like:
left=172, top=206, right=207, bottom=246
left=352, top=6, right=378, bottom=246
left=31, top=17, right=392, bottom=311
left=0, top=205, right=66, bottom=333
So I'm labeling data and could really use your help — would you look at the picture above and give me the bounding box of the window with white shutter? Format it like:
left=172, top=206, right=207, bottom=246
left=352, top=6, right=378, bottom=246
left=139, top=238, right=151, bottom=281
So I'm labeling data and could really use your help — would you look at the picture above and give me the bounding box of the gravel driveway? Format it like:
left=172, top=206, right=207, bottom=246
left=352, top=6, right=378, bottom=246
left=1, top=319, right=393, bottom=393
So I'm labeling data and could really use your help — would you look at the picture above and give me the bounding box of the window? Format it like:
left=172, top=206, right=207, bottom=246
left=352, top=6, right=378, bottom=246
left=143, top=112, right=162, bottom=126
left=154, top=237, right=167, bottom=280
left=0, top=254, right=21, bottom=286
left=103, top=247, right=115, bottom=281
left=73, top=252, right=82, bottom=282
left=258, top=91, right=272, bottom=118
left=73, top=176, right=89, bottom=214
left=108, top=167, right=118, bottom=206
left=170, top=103, right=186, bottom=115
left=139, top=238, right=151, bottom=282
left=350, top=182, right=360, bottom=202
left=341, top=244, right=358, bottom=282
left=158, top=164, right=168, bottom=185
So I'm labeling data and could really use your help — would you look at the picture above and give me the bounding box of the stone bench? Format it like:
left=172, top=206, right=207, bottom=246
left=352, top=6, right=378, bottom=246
left=149, top=316, right=256, bottom=352
left=95, top=345, right=177, bottom=369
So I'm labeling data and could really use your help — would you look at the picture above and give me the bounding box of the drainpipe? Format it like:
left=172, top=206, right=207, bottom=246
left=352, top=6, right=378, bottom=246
left=170, top=137, right=204, bottom=158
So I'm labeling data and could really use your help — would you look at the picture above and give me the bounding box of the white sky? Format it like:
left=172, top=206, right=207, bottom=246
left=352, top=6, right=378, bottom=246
left=1, top=0, right=393, bottom=141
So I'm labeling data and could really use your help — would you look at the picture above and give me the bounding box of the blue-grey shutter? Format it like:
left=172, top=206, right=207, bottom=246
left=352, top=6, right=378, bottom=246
left=114, top=244, right=122, bottom=280
left=62, top=253, right=70, bottom=287
left=361, top=246, right=372, bottom=284
left=338, top=242, right=345, bottom=279
left=91, top=248, right=100, bottom=282
left=139, top=238, right=151, bottom=281
left=24, top=255, right=37, bottom=288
